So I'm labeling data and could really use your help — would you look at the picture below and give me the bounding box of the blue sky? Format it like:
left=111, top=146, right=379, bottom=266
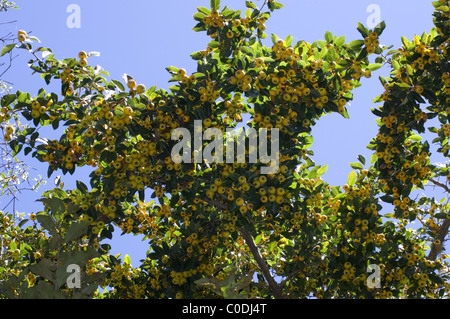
left=1, top=1, right=439, bottom=265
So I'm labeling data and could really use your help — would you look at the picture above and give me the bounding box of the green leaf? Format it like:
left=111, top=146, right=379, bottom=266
left=285, top=35, right=293, bottom=47
left=64, top=221, right=89, bottom=243
left=197, top=7, right=211, bottom=15
left=111, top=80, right=125, bottom=92
left=36, top=213, right=57, bottom=235
left=245, top=1, right=256, bottom=9
left=374, top=21, right=386, bottom=35
left=124, top=254, right=131, bottom=265
left=408, top=134, right=422, bottom=142
left=347, top=170, right=357, bottom=186
left=334, top=35, right=346, bottom=46
left=211, top=0, right=220, bottom=11
left=76, top=180, right=88, bottom=193
left=348, top=40, right=364, bottom=50
left=268, top=1, right=283, bottom=11
left=367, top=63, right=383, bottom=71
left=30, top=258, right=56, bottom=281
left=324, top=31, right=333, bottom=43
left=193, top=12, right=206, bottom=21
left=316, top=165, right=328, bottom=177
left=1, top=43, right=15, bottom=57
left=1, top=94, right=16, bottom=107
left=271, top=33, right=280, bottom=45
left=358, top=155, right=366, bottom=166
left=357, top=22, right=369, bottom=38
left=350, top=162, right=363, bottom=170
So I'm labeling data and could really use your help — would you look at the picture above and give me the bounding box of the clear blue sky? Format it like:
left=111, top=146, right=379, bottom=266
left=2, top=1, right=438, bottom=265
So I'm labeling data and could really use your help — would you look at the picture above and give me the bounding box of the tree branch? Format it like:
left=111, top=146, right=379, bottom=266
left=238, top=226, right=284, bottom=299
left=429, top=178, right=450, bottom=193
left=202, top=197, right=284, bottom=298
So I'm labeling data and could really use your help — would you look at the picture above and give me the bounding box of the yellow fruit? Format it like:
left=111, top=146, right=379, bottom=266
left=78, top=51, right=87, bottom=59
left=18, top=30, right=27, bottom=42
left=5, top=126, right=14, bottom=134
left=127, top=79, right=137, bottom=89
left=136, top=84, right=146, bottom=94
left=79, top=59, right=87, bottom=67
left=235, top=70, right=245, bottom=79
left=369, top=32, right=378, bottom=39
left=415, top=85, right=424, bottom=94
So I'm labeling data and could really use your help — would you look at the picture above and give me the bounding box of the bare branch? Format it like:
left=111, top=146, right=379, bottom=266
left=429, top=178, right=450, bottom=193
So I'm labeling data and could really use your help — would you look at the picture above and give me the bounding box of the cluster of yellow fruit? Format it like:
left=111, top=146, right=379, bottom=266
left=28, top=99, right=49, bottom=119
left=60, top=66, right=76, bottom=85
left=78, top=50, right=88, bottom=68
left=104, top=263, right=144, bottom=298
left=40, top=136, right=83, bottom=171
left=349, top=61, right=372, bottom=80
left=363, top=31, right=380, bottom=54
left=3, top=125, right=14, bottom=142
left=202, top=10, right=225, bottom=29
left=272, top=39, right=300, bottom=62
left=229, top=69, right=253, bottom=92
left=126, top=77, right=146, bottom=95
left=197, top=79, right=221, bottom=103
left=223, top=93, right=245, bottom=121
left=119, top=206, right=159, bottom=235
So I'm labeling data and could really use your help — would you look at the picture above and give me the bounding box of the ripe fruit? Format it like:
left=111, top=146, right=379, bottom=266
left=78, top=51, right=87, bottom=59
left=136, top=84, right=146, bottom=94
left=5, top=126, right=14, bottom=134
left=18, top=30, right=27, bottom=42
left=415, top=85, right=424, bottom=94
left=127, top=79, right=137, bottom=89
left=79, top=59, right=87, bottom=67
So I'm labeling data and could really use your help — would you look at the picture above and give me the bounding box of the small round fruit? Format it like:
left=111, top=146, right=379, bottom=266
left=136, top=84, right=146, bottom=94
left=79, top=59, right=87, bottom=67
left=127, top=79, right=137, bottom=89
left=18, top=34, right=26, bottom=42
left=78, top=51, right=87, bottom=59
left=17, top=30, right=27, bottom=42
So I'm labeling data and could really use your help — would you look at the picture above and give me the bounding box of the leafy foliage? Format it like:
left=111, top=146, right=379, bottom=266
left=1, top=0, right=450, bottom=299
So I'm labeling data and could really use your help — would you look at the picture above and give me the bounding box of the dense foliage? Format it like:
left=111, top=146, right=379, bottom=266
left=1, top=0, right=450, bottom=299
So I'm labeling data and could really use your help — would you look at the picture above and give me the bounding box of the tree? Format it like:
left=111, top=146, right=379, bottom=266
left=1, top=0, right=450, bottom=299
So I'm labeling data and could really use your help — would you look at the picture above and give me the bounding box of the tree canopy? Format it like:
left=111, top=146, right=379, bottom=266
left=1, top=0, right=450, bottom=299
